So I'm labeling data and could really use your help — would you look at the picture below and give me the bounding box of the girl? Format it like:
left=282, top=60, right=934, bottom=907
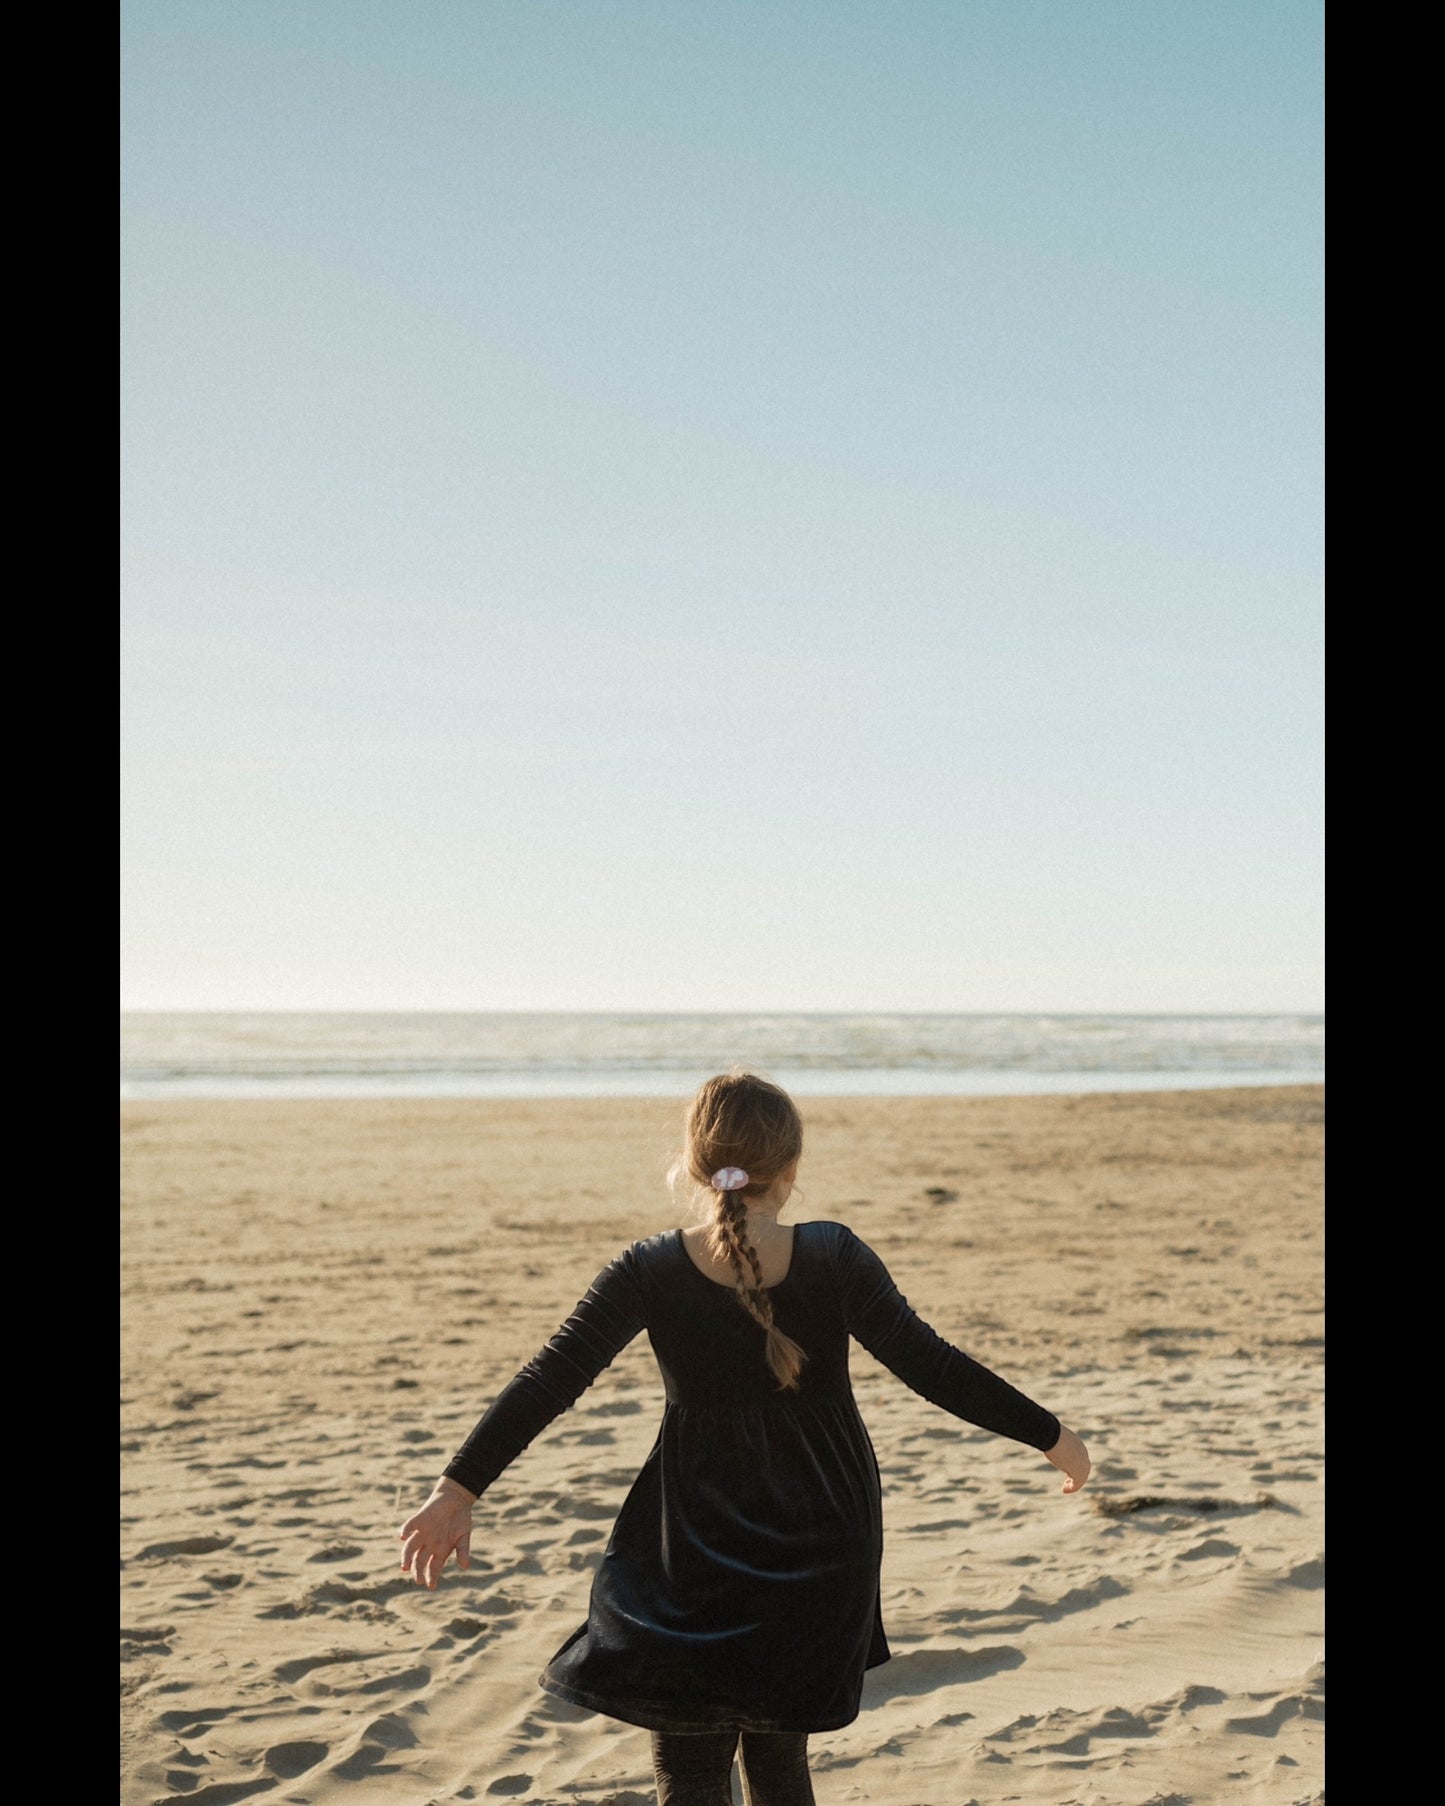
left=400, top=1071, right=1090, bottom=1805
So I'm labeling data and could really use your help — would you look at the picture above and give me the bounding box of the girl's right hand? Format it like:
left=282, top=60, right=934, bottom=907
left=399, top=1477, right=477, bottom=1589
left=1044, top=1423, right=1091, bottom=1494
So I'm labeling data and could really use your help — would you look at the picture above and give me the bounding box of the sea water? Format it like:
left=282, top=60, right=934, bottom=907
left=120, top=1013, right=1324, bottom=1100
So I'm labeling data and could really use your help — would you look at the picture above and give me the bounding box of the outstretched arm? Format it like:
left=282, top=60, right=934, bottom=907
left=836, top=1225, right=1087, bottom=1485
left=397, top=1250, right=647, bottom=1587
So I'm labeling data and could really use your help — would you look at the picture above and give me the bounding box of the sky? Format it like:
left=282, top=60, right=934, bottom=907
left=121, top=1, right=1324, bottom=1014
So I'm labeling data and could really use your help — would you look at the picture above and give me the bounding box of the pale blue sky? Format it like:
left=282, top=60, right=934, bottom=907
left=121, top=1, right=1324, bottom=1012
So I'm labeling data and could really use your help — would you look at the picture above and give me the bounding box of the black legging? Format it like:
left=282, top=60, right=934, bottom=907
left=650, top=1729, right=815, bottom=1806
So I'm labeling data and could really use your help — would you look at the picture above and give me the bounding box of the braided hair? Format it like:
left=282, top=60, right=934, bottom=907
left=679, top=1070, right=809, bottom=1390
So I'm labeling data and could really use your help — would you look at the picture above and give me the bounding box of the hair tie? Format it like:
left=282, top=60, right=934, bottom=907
left=710, top=1167, right=749, bottom=1191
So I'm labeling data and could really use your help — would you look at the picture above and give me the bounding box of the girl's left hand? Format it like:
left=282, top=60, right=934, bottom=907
left=399, top=1477, right=477, bottom=1588
left=1044, top=1423, right=1092, bottom=1495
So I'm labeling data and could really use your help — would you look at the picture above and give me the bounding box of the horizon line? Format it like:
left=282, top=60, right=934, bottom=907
left=120, top=1005, right=1326, bottom=1019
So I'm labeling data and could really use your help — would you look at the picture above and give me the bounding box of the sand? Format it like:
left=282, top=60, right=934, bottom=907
left=120, top=1086, right=1324, bottom=1806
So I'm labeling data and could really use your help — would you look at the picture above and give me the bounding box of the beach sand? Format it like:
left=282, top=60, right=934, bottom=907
left=120, top=1086, right=1324, bottom=1806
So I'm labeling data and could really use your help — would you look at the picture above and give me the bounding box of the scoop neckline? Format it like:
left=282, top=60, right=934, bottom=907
left=674, top=1222, right=800, bottom=1293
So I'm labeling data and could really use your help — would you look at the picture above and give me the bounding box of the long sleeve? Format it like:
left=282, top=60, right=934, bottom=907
left=443, top=1248, right=647, bottom=1498
left=834, top=1225, right=1060, bottom=1451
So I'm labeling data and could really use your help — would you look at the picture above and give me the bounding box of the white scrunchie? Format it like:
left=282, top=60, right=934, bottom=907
left=710, top=1167, right=750, bottom=1191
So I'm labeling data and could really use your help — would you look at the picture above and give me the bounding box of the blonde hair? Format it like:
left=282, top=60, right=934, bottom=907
left=673, top=1069, right=808, bottom=1390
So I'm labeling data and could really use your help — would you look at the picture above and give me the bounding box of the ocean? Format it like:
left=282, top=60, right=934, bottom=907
left=119, top=1013, right=1324, bottom=1100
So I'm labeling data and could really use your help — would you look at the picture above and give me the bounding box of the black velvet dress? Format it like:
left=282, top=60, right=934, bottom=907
left=443, top=1218, right=1059, bottom=1735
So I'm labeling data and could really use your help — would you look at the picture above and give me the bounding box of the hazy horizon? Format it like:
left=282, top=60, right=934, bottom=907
left=120, top=1007, right=1324, bottom=1102
left=121, top=1006, right=1325, bottom=1020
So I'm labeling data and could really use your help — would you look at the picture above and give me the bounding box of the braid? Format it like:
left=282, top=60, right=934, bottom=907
left=705, top=1186, right=808, bottom=1390
left=710, top=1189, right=772, bottom=1328
left=679, top=1069, right=810, bottom=1390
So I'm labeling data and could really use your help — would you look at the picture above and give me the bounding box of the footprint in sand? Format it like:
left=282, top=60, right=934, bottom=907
left=162, top=1760, right=215, bottom=1795
left=259, top=1576, right=414, bottom=1619
left=1175, top=1536, right=1241, bottom=1562
left=263, top=1739, right=328, bottom=1779
left=861, top=1643, right=1024, bottom=1701
left=274, top=1648, right=382, bottom=1684
left=121, top=1625, right=174, bottom=1657
left=135, top=1534, right=235, bottom=1561
left=1224, top=1690, right=1324, bottom=1736
left=154, top=1779, right=276, bottom=1804
left=272, top=1649, right=430, bottom=1701
left=152, top=1705, right=231, bottom=1737
left=331, top=1711, right=418, bottom=1779
left=1150, top=1683, right=1227, bottom=1718
left=1036, top=1704, right=1155, bottom=1755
